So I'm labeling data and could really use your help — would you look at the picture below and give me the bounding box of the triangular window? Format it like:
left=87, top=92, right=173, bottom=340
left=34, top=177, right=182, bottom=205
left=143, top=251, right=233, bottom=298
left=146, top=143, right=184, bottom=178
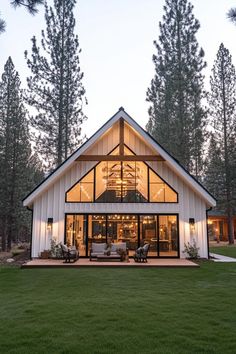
left=66, top=145, right=177, bottom=203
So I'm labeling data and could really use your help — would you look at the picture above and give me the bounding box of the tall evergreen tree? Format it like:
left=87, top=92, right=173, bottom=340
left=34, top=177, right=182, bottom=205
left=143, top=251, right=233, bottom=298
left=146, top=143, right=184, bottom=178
left=146, top=0, right=206, bottom=177
left=0, top=57, right=43, bottom=251
left=204, top=134, right=225, bottom=205
left=0, top=0, right=43, bottom=33
left=208, top=43, right=236, bottom=244
left=25, top=0, right=87, bottom=170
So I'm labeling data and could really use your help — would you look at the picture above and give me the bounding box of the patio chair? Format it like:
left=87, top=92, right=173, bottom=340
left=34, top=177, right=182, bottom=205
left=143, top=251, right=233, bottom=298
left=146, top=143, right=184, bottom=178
left=61, top=244, right=79, bottom=263
left=133, top=243, right=150, bottom=263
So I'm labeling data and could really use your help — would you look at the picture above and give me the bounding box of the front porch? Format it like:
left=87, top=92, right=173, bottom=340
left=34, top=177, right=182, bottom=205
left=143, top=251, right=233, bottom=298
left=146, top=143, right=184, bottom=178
left=22, top=258, right=198, bottom=268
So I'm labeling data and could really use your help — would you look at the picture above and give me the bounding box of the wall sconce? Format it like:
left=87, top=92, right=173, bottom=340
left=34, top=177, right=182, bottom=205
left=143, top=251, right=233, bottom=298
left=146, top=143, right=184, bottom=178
left=47, top=217, right=53, bottom=230
left=189, top=218, right=195, bottom=227
left=189, top=218, right=195, bottom=235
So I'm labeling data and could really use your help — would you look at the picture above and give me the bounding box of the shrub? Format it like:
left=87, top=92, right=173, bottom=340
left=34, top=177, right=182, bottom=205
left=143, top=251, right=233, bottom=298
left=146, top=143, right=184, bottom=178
left=183, top=239, right=200, bottom=259
left=50, top=237, right=62, bottom=258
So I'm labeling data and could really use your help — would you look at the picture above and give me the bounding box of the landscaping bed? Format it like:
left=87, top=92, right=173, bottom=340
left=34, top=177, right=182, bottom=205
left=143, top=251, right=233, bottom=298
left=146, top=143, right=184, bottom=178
left=0, top=250, right=30, bottom=267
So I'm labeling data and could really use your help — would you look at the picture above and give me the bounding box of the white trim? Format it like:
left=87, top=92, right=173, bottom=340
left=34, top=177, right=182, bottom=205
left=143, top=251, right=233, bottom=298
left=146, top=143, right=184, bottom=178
left=23, top=109, right=216, bottom=207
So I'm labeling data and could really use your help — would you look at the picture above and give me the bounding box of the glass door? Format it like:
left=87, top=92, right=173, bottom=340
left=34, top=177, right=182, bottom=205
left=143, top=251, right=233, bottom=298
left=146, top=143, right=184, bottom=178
left=158, top=215, right=178, bottom=257
left=65, top=215, right=87, bottom=256
left=107, top=215, right=138, bottom=255
left=140, top=215, right=158, bottom=256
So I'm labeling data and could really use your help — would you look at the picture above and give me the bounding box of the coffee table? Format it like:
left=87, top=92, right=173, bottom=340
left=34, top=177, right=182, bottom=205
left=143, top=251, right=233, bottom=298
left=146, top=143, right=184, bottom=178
left=96, top=254, right=121, bottom=261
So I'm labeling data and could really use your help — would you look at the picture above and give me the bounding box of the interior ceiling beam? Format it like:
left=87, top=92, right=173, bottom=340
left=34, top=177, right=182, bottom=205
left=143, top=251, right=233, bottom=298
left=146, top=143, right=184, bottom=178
left=119, top=118, right=124, bottom=155
left=76, top=155, right=165, bottom=161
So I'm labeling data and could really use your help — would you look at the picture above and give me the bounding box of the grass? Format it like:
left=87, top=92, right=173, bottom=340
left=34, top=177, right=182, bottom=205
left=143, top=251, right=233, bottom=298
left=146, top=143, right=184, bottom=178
left=210, top=245, right=236, bottom=258
left=1, top=262, right=236, bottom=354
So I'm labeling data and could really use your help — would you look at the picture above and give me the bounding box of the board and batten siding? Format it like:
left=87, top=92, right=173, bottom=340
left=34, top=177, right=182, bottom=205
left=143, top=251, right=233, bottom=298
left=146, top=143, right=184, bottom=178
left=31, top=122, right=209, bottom=258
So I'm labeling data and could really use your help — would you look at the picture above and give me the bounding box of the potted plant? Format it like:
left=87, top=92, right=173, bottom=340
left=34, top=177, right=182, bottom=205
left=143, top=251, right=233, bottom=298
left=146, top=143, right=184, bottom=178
left=40, top=250, right=50, bottom=259
left=116, top=248, right=127, bottom=262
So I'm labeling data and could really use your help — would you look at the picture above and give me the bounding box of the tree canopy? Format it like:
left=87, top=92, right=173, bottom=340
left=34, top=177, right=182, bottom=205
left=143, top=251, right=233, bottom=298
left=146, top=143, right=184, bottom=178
left=0, top=0, right=43, bottom=33
left=146, top=0, right=206, bottom=178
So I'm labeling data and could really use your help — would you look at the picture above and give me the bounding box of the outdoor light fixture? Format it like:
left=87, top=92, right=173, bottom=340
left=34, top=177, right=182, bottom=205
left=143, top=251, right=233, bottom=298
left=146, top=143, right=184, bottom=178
left=189, top=218, right=195, bottom=235
left=189, top=218, right=195, bottom=226
left=47, top=217, right=53, bottom=230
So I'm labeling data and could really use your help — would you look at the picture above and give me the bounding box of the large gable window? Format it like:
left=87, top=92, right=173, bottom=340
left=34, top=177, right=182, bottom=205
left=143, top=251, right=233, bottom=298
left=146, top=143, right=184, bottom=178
left=66, top=146, right=177, bottom=203
left=94, top=161, right=148, bottom=203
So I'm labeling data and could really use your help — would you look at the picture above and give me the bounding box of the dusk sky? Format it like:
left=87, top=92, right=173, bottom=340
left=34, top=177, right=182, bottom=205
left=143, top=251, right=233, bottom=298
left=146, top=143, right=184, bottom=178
left=1, top=0, right=236, bottom=138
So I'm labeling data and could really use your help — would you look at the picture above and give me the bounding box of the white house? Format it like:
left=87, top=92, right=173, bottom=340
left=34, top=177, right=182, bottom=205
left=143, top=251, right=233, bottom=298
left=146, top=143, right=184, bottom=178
left=23, top=108, right=216, bottom=259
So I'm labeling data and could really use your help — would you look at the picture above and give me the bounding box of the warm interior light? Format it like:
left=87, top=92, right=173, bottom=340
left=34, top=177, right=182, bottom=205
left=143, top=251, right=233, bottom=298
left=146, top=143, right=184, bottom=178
left=47, top=218, right=53, bottom=230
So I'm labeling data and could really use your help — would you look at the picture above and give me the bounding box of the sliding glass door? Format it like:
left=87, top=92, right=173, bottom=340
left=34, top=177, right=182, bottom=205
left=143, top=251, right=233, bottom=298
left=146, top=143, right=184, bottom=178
left=158, top=215, right=178, bottom=257
left=140, top=215, right=158, bottom=257
left=107, top=215, right=138, bottom=254
left=65, top=213, right=179, bottom=258
left=65, top=215, right=87, bottom=256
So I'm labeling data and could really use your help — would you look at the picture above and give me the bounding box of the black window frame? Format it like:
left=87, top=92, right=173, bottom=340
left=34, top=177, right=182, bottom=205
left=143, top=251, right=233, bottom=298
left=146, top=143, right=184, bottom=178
left=65, top=144, right=179, bottom=203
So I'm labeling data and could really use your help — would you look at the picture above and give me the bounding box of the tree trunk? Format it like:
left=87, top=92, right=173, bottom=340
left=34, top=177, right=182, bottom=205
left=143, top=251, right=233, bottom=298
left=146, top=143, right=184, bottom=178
left=7, top=215, right=12, bottom=251
left=227, top=207, right=234, bottom=244
left=1, top=216, right=7, bottom=252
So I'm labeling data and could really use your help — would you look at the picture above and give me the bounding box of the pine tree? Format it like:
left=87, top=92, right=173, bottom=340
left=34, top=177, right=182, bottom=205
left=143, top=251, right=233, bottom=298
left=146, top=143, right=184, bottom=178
left=0, top=57, right=43, bottom=251
left=204, top=135, right=225, bottom=206
left=25, top=0, right=87, bottom=170
left=146, top=0, right=206, bottom=177
left=0, top=1, right=43, bottom=33
left=208, top=43, right=236, bottom=244
left=227, top=8, right=236, bottom=25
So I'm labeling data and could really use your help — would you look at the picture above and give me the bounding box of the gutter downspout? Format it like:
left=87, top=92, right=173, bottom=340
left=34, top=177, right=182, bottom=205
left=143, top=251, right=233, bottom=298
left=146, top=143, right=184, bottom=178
left=27, top=206, right=33, bottom=260
left=206, top=207, right=212, bottom=259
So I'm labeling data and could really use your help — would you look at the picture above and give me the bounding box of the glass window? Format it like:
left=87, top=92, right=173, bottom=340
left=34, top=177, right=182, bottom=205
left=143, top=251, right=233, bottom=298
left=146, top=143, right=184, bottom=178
left=150, top=183, right=165, bottom=202
left=66, top=170, right=94, bottom=202
left=122, top=162, right=136, bottom=202
left=165, top=185, right=177, bottom=202
left=66, top=145, right=177, bottom=203
left=95, top=161, right=107, bottom=202
left=149, top=169, right=177, bottom=202
left=136, top=162, right=148, bottom=202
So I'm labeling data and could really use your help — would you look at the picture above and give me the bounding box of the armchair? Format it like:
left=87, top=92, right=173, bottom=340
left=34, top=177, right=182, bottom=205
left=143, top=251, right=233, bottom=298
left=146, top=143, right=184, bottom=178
left=134, top=243, right=150, bottom=263
left=61, top=244, right=79, bottom=263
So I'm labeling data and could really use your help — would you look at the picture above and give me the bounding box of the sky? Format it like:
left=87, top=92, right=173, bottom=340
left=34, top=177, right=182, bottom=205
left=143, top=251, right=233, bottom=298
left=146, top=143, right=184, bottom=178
left=0, top=0, right=236, bottom=138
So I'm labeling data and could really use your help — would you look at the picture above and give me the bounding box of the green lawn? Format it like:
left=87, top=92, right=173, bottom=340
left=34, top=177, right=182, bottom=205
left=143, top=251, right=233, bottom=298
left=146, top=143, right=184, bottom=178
left=1, top=263, right=236, bottom=354
left=210, top=245, right=236, bottom=258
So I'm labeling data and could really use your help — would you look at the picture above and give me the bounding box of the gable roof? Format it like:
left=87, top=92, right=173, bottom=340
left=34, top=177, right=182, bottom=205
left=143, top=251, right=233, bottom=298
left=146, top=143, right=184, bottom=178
left=23, top=107, right=216, bottom=207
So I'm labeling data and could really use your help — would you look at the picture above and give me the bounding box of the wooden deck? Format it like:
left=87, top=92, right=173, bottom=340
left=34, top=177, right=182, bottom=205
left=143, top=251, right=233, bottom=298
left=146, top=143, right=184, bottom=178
left=22, top=258, right=199, bottom=268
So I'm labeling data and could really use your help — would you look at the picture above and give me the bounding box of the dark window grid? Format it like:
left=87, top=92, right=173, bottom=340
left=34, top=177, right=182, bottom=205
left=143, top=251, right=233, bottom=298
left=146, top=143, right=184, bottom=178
left=66, top=147, right=177, bottom=203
